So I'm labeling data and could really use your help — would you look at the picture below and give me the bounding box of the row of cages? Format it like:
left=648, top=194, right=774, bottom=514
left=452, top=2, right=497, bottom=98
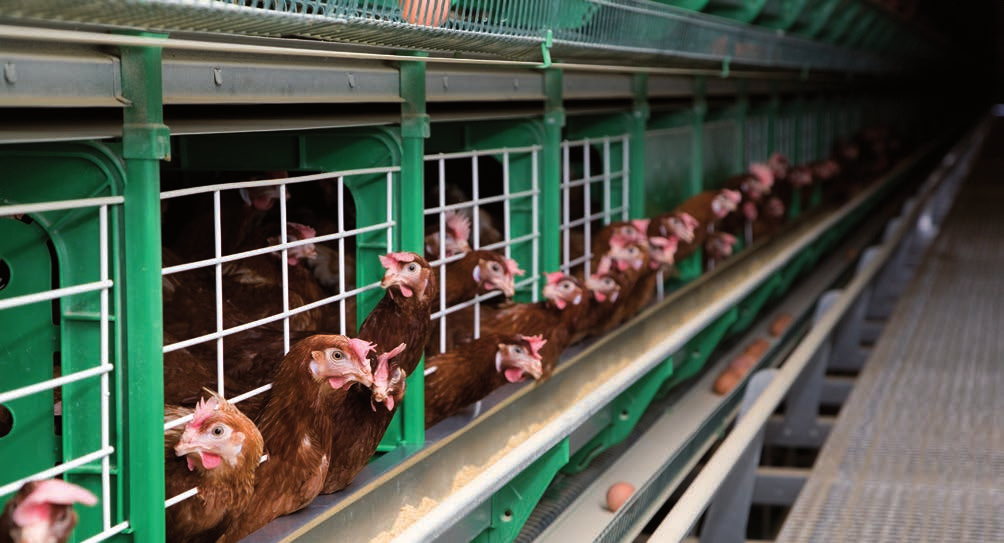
left=0, top=92, right=923, bottom=543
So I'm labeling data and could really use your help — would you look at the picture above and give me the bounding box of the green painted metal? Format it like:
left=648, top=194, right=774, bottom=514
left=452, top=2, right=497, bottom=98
left=705, top=0, right=769, bottom=24
left=120, top=36, right=170, bottom=543
left=472, top=438, right=569, bottom=543
left=755, top=0, right=810, bottom=31
left=728, top=274, right=782, bottom=335
left=653, top=0, right=712, bottom=10
left=564, top=357, right=674, bottom=474
left=629, top=73, right=650, bottom=221
left=645, top=108, right=696, bottom=216
left=817, top=1, right=864, bottom=44
left=542, top=70, right=565, bottom=278
left=788, top=0, right=842, bottom=39
left=660, top=307, right=739, bottom=394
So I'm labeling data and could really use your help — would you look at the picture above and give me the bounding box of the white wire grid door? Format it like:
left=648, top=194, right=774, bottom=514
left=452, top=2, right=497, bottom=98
left=159, top=166, right=397, bottom=507
left=0, top=198, right=128, bottom=543
left=559, top=135, right=631, bottom=279
left=424, top=146, right=541, bottom=355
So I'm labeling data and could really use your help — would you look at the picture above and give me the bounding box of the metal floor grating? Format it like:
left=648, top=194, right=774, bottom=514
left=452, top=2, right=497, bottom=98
left=776, top=125, right=1004, bottom=543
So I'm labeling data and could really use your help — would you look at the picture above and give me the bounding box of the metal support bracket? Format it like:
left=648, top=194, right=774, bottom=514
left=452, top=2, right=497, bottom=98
left=700, top=369, right=777, bottom=543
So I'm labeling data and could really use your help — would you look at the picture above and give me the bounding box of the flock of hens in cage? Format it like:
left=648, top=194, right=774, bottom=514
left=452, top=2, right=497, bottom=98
left=0, top=126, right=905, bottom=543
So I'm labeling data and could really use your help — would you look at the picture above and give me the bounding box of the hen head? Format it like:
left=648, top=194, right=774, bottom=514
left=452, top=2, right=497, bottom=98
left=542, top=272, right=584, bottom=310
left=788, top=165, right=813, bottom=188
left=812, top=159, right=840, bottom=181
left=425, top=210, right=472, bottom=260
left=767, top=153, right=789, bottom=180
left=663, top=212, right=698, bottom=244
left=742, top=201, right=759, bottom=222
left=238, top=173, right=290, bottom=211
left=174, top=392, right=264, bottom=475
left=606, top=235, right=649, bottom=272
left=711, top=189, right=742, bottom=218
left=3, top=479, right=97, bottom=543
left=648, top=236, right=679, bottom=269
left=473, top=252, right=523, bottom=299
left=585, top=272, right=621, bottom=304
left=267, top=222, right=317, bottom=267
left=379, top=252, right=435, bottom=302
left=705, top=232, right=738, bottom=260
left=765, top=197, right=785, bottom=219
left=495, top=335, right=545, bottom=383
left=748, top=163, right=775, bottom=199
left=308, top=336, right=375, bottom=393
left=370, top=343, right=408, bottom=412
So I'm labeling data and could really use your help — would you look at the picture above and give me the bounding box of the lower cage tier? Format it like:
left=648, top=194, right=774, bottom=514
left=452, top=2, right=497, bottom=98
left=0, top=103, right=957, bottom=543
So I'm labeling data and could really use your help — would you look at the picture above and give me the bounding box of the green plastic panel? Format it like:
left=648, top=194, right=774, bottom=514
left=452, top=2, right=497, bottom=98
left=473, top=439, right=569, bottom=543
left=0, top=142, right=127, bottom=542
left=564, top=357, right=674, bottom=473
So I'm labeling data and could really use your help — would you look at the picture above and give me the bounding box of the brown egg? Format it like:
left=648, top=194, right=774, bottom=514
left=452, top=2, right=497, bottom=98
left=769, top=313, right=793, bottom=337
left=728, top=354, right=756, bottom=374
left=712, top=368, right=742, bottom=395
left=744, top=338, right=771, bottom=358
left=605, top=482, right=635, bottom=512
left=400, top=0, right=451, bottom=26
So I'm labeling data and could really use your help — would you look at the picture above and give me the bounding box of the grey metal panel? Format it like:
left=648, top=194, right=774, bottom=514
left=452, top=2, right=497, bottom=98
left=648, top=74, right=694, bottom=98
left=0, top=42, right=121, bottom=107
left=563, top=71, right=633, bottom=100
left=426, top=67, right=544, bottom=102
left=777, top=122, right=1004, bottom=543
left=161, top=51, right=401, bottom=104
left=706, top=77, right=739, bottom=96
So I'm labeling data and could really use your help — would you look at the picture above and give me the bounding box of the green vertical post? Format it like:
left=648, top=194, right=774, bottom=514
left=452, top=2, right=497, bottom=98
left=399, top=56, right=430, bottom=447
left=119, top=37, right=170, bottom=543
left=628, top=73, right=649, bottom=219
left=541, top=69, right=565, bottom=275
left=691, top=76, right=707, bottom=192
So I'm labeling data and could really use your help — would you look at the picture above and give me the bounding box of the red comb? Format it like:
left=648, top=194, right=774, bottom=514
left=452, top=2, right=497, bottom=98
left=189, top=394, right=219, bottom=432
left=347, top=338, right=376, bottom=364
left=12, top=480, right=98, bottom=527
left=749, top=163, right=774, bottom=189
left=287, top=222, right=316, bottom=241
left=378, top=254, right=397, bottom=271
left=518, top=334, right=547, bottom=360
left=505, top=258, right=525, bottom=277
left=544, top=271, right=564, bottom=286
left=631, top=219, right=650, bottom=236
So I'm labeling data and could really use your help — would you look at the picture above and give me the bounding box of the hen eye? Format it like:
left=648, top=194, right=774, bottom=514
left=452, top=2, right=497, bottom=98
left=332, top=350, right=344, bottom=360
left=407, top=263, right=418, bottom=273
left=603, top=278, right=613, bottom=286
left=490, top=262, right=501, bottom=273
left=561, top=281, right=572, bottom=290
left=211, top=425, right=225, bottom=437
left=513, top=346, right=524, bottom=355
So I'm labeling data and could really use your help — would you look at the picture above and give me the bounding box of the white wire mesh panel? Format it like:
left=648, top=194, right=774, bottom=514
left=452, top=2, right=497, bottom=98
left=424, top=146, right=541, bottom=355
left=703, top=119, right=740, bottom=187
left=159, top=166, right=397, bottom=508
left=0, top=198, right=128, bottom=543
left=745, top=115, right=770, bottom=165
left=559, top=135, right=630, bottom=278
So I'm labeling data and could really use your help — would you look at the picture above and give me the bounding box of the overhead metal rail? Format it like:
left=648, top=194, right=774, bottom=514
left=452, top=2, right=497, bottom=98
left=0, top=0, right=941, bottom=74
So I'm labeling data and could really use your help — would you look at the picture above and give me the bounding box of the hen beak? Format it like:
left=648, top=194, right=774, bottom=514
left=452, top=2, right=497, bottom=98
left=499, top=353, right=544, bottom=383
left=496, top=277, right=516, bottom=298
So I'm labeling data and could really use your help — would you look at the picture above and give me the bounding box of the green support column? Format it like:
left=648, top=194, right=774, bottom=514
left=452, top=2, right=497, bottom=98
left=119, top=37, right=170, bottom=543
left=398, top=56, right=430, bottom=447
left=541, top=70, right=565, bottom=276
left=628, top=73, right=649, bottom=219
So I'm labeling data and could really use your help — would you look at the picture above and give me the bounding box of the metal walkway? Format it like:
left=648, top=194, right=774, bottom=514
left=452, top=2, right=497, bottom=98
left=776, top=123, right=1004, bottom=543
